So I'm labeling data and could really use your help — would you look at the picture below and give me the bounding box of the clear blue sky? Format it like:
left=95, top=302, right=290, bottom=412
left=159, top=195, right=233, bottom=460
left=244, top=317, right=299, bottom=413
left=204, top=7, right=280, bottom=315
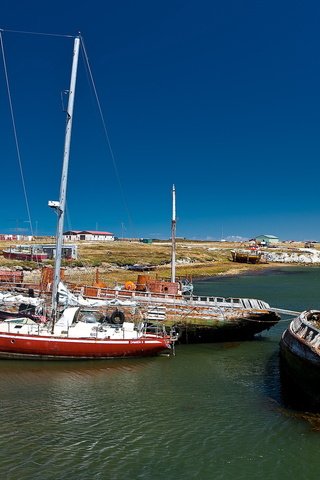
left=1, top=0, right=320, bottom=241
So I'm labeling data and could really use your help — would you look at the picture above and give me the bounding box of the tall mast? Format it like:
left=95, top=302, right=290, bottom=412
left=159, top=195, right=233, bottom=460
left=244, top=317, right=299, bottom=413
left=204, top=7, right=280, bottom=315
left=50, top=36, right=80, bottom=324
left=171, top=184, right=176, bottom=283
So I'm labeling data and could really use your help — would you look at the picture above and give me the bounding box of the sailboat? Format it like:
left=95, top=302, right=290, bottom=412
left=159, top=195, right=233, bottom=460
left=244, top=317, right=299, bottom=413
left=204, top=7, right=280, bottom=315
left=0, top=34, right=173, bottom=359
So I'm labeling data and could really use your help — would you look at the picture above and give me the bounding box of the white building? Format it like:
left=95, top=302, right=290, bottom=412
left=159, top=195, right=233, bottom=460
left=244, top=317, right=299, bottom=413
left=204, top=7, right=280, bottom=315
left=0, top=234, right=33, bottom=241
left=63, top=230, right=114, bottom=242
left=41, top=244, right=78, bottom=259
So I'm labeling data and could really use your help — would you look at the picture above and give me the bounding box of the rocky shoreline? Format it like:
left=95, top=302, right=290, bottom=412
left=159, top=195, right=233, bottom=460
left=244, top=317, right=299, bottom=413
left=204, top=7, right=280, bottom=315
left=263, top=248, right=320, bottom=264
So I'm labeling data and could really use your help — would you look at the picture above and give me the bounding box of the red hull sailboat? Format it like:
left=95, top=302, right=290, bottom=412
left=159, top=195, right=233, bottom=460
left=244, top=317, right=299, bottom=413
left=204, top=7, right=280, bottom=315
left=0, top=332, right=171, bottom=360
left=0, top=33, right=174, bottom=360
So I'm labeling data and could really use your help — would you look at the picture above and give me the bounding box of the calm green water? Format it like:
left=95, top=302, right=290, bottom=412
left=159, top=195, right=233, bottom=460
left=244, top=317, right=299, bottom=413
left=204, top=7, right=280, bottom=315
left=1, top=267, right=320, bottom=480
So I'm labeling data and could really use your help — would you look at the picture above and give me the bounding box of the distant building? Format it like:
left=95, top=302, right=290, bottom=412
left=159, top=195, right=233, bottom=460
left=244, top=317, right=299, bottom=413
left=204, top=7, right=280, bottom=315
left=0, top=234, right=33, bottom=241
left=116, top=237, right=139, bottom=242
left=63, top=230, right=114, bottom=241
left=255, top=234, right=279, bottom=245
left=41, top=244, right=78, bottom=259
left=140, top=238, right=153, bottom=244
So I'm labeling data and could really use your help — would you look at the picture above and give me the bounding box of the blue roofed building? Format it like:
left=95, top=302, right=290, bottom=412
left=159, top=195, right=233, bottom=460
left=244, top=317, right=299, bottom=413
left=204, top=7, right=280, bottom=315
left=255, top=234, right=279, bottom=245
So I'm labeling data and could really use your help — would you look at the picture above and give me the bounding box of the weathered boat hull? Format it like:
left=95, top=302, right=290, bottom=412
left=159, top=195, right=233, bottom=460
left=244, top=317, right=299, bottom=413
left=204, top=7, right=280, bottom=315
left=280, top=314, right=320, bottom=406
left=0, top=279, right=281, bottom=345
left=231, top=250, right=262, bottom=264
left=0, top=332, right=171, bottom=360
left=79, top=303, right=280, bottom=344
left=168, top=311, right=279, bottom=343
left=3, top=250, right=48, bottom=261
left=59, top=284, right=281, bottom=344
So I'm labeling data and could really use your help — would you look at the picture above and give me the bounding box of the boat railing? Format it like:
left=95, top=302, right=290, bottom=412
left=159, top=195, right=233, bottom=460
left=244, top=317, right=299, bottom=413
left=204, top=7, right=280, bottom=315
left=176, top=296, right=268, bottom=309
left=71, top=284, right=270, bottom=310
left=292, top=319, right=320, bottom=350
left=0, top=279, right=271, bottom=312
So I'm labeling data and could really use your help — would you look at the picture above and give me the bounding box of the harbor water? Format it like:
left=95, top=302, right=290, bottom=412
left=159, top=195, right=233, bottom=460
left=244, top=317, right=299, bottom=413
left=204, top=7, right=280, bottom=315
left=1, top=267, right=320, bottom=480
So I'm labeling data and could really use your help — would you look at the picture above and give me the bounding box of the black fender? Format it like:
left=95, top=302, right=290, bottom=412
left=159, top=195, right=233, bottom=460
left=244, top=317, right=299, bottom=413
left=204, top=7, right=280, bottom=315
left=110, top=310, right=125, bottom=325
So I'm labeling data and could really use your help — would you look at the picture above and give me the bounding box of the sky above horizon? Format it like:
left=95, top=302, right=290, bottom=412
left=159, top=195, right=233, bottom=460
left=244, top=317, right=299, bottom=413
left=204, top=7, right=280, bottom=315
left=1, top=0, right=320, bottom=241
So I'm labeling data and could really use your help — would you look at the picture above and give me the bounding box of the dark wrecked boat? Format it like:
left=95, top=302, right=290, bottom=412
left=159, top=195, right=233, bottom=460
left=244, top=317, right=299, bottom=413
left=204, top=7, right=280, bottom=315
left=125, top=264, right=156, bottom=272
left=280, top=310, right=320, bottom=406
left=231, top=249, right=262, bottom=264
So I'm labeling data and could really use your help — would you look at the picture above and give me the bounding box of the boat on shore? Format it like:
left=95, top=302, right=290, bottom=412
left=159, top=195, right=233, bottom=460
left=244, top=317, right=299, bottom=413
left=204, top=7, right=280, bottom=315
left=3, top=245, right=48, bottom=262
left=280, top=310, right=320, bottom=406
left=125, top=264, right=156, bottom=272
left=0, top=33, right=174, bottom=360
left=231, top=248, right=262, bottom=264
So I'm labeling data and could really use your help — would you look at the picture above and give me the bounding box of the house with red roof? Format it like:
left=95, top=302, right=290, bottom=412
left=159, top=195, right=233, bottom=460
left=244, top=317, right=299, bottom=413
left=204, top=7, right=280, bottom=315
left=63, top=230, right=114, bottom=241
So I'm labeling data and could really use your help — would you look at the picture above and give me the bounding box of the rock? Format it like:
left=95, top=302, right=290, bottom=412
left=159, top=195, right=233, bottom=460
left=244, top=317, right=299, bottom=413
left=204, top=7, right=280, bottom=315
left=263, top=250, right=320, bottom=264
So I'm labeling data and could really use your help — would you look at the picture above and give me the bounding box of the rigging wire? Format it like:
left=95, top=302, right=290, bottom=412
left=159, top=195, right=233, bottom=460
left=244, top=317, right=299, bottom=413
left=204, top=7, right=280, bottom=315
left=0, top=28, right=136, bottom=240
left=79, top=34, right=136, bottom=237
left=0, top=31, right=34, bottom=238
left=0, top=28, right=75, bottom=38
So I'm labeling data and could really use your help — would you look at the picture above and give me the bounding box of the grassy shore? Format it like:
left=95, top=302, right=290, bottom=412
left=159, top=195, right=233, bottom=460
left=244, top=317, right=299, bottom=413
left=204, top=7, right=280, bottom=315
left=0, top=239, right=313, bottom=286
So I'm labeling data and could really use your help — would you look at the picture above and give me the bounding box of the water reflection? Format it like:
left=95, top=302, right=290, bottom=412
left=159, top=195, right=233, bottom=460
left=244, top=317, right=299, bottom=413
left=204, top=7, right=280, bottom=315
left=0, top=356, right=156, bottom=378
left=263, top=351, right=282, bottom=405
left=0, top=357, right=160, bottom=406
left=263, top=349, right=320, bottom=431
left=279, top=356, right=320, bottom=412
